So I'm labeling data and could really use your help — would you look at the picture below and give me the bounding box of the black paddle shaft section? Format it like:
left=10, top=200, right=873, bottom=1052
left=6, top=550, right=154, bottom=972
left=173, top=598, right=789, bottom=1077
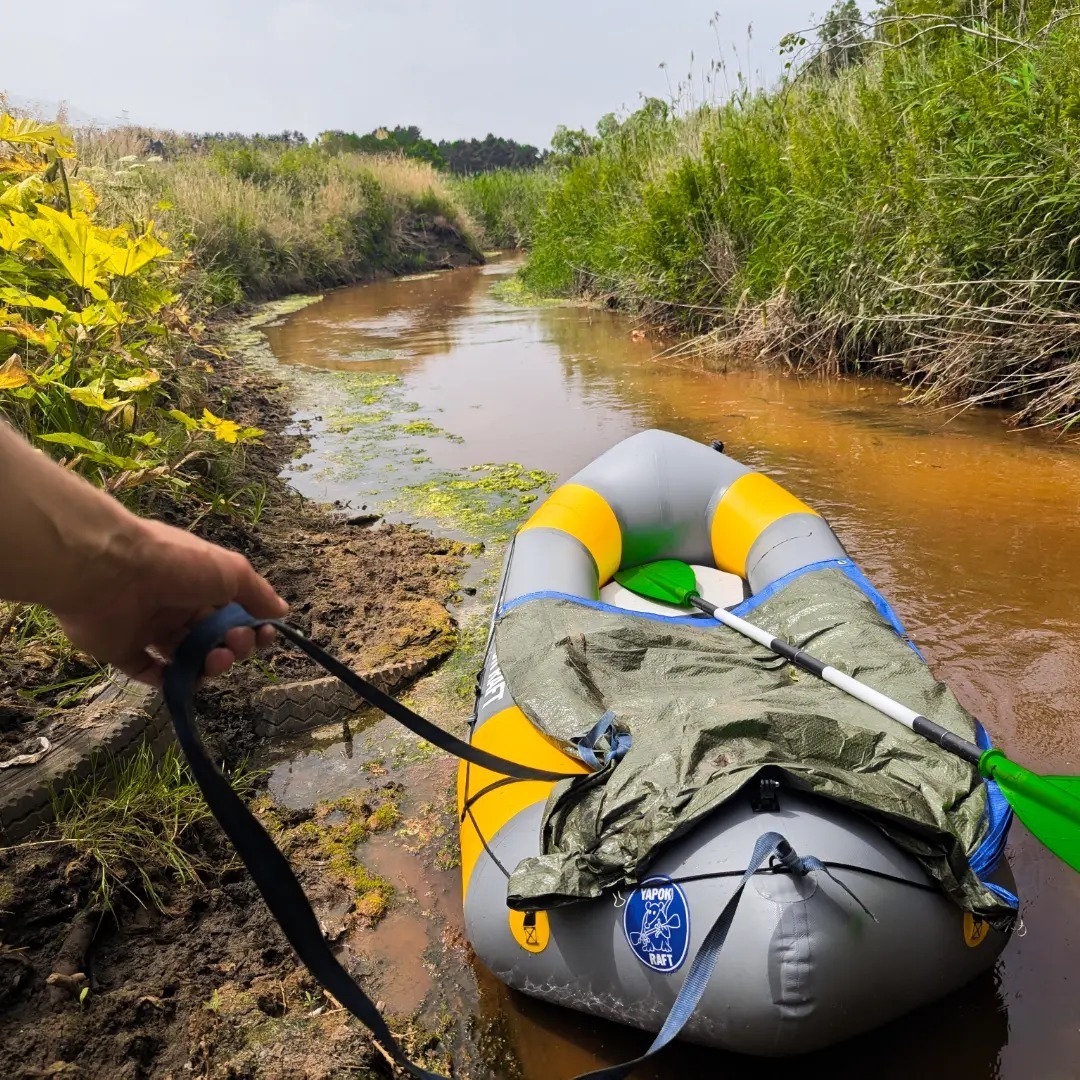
left=690, top=595, right=983, bottom=766
left=911, top=715, right=983, bottom=765
left=691, top=595, right=827, bottom=677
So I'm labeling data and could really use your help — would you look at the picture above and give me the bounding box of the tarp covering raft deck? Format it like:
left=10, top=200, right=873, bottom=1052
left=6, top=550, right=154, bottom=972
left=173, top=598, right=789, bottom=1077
left=495, top=565, right=1015, bottom=923
left=457, top=428, right=1016, bottom=1058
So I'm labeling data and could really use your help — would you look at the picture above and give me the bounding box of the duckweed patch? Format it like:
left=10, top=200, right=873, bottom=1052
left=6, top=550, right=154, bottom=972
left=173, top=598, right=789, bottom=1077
left=444, top=610, right=493, bottom=704
left=324, top=408, right=393, bottom=434
left=284, top=364, right=469, bottom=498
left=340, top=347, right=405, bottom=362
left=246, top=295, right=326, bottom=329
left=390, top=462, right=554, bottom=541
left=222, top=296, right=326, bottom=372
left=490, top=276, right=574, bottom=308
left=401, top=420, right=462, bottom=441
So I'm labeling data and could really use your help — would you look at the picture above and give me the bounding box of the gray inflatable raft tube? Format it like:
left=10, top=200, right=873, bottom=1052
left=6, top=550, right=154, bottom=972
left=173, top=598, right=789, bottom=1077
left=456, top=429, right=1014, bottom=1056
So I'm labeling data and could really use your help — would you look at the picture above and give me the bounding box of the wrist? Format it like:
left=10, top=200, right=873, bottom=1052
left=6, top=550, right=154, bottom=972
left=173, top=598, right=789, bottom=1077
left=44, top=490, right=148, bottom=616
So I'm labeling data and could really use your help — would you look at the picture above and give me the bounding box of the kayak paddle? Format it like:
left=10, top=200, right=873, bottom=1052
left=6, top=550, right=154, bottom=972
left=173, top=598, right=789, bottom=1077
left=614, top=558, right=1080, bottom=874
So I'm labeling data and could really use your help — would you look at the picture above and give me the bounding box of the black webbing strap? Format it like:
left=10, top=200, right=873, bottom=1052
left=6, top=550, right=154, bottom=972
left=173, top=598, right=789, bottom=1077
left=163, top=603, right=582, bottom=1078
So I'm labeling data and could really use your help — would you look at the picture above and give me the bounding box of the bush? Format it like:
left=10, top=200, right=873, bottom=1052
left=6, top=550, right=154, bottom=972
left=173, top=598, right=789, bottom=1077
left=0, top=115, right=260, bottom=506
left=96, top=148, right=482, bottom=300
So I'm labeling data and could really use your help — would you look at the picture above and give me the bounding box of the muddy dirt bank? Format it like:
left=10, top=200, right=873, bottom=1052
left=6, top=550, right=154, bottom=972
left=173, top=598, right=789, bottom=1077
left=0, top=303, right=495, bottom=1078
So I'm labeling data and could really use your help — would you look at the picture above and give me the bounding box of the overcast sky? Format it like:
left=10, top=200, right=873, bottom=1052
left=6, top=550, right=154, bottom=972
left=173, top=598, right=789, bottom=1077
left=5, top=1, right=829, bottom=146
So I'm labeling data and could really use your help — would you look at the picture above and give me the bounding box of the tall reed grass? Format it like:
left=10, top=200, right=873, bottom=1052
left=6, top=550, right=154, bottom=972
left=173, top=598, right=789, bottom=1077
left=516, top=17, right=1080, bottom=428
left=454, top=169, right=557, bottom=249
left=94, top=147, right=482, bottom=303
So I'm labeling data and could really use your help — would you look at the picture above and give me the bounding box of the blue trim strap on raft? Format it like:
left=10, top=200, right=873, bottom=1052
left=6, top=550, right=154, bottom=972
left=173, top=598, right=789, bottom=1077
left=970, top=723, right=1016, bottom=902
left=498, top=590, right=715, bottom=626
left=577, top=831, right=874, bottom=1080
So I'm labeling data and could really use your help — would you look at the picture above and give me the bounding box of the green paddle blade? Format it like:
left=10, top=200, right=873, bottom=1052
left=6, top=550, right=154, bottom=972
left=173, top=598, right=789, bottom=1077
left=980, top=749, right=1080, bottom=872
left=614, top=559, right=699, bottom=606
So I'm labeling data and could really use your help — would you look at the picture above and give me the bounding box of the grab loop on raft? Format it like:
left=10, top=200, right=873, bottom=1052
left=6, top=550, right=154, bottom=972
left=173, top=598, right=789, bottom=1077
left=572, top=709, right=632, bottom=771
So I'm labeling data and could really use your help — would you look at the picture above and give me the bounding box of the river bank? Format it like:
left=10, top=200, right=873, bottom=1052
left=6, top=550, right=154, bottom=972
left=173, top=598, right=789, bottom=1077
left=477, top=12, right=1080, bottom=432
left=0, top=117, right=528, bottom=1079
left=0, top=115, right=486, bottom=747
left=6, top=250, right=1080, bottom=1078
left=0, top=311, right=460, bottom=1071
left=231, top=258, right=1080, bottom=1080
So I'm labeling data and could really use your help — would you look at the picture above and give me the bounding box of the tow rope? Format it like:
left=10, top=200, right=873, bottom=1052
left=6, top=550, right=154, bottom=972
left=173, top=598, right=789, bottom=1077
left=164, top=603, right=867, bottom=1079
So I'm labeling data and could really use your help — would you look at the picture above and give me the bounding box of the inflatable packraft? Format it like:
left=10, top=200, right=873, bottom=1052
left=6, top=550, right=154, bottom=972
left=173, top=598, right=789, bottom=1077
left=457, top=429, right=1017, bottom=1056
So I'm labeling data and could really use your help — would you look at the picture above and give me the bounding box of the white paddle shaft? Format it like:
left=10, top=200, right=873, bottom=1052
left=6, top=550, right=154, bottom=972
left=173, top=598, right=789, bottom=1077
left=692, top=595, right=983, bottom=766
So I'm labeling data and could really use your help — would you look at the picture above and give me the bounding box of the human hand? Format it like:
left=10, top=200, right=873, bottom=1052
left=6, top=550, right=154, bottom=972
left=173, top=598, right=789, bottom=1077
left=52, top=517, right=288, bottom=686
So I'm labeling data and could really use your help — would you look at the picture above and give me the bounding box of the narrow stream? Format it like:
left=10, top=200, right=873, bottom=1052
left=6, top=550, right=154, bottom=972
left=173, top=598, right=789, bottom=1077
left=261, top=257, right=1080, bottom=1080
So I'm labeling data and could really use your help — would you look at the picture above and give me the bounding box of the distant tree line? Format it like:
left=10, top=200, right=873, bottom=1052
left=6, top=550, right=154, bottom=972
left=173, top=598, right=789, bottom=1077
left=316, top=126, right=545, bottom=173
left=129, top=125, right=544, bottom=173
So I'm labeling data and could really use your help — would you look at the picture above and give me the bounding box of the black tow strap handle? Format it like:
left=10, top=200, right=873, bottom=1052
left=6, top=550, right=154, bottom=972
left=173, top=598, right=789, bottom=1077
left=164, top=603, right=583, bottom=1080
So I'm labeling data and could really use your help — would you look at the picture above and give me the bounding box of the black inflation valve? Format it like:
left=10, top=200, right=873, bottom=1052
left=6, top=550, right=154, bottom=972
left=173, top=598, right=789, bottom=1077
left=751, top=775, right=781, bottom=813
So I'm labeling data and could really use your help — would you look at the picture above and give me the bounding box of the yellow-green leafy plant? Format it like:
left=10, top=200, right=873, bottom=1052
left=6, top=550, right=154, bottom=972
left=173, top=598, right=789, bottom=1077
left=0, top=114, right=261, bottom=499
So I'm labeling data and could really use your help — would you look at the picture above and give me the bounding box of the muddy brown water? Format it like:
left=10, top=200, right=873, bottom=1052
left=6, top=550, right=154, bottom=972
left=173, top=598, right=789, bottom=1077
left=262, top=258, right=1080, bottom=1079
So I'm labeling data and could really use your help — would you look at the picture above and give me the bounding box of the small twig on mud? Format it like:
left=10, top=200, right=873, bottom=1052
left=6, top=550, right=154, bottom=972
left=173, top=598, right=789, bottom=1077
left=368, top=1037, right=399, bottom=1073
left=0, top=943, right=33, bottom=968
left=46, top=906, right=101, bottom=1004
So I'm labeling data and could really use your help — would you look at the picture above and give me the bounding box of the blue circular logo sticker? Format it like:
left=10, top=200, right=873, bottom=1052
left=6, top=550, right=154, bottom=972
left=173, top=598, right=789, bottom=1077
left=623, top=876, right=690, bottom=973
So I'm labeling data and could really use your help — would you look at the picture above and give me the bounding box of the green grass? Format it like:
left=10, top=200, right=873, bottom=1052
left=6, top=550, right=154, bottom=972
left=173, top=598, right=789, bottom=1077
left=51, top=743, right=257, bottom=911
left=94, top=148, right=483, bottom=303
left=455, top=168, right=556, bottom=249
left=516, top=18, right=1080, bottom=429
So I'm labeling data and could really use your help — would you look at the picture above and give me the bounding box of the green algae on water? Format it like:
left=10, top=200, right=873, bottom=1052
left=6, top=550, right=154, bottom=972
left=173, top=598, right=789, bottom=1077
left=389, top=462, right=554, bottom=541
left=401, top=420, right=462, bottom=441
left=490, top=276, right=577, bottom=308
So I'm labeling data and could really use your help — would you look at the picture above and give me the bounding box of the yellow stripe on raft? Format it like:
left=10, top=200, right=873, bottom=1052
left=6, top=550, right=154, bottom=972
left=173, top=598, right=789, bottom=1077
left=457, top=706, right=588, bottom=900
left=520, top=483, right=622, bottom=586
left=710, top=472, right=819, bottom=578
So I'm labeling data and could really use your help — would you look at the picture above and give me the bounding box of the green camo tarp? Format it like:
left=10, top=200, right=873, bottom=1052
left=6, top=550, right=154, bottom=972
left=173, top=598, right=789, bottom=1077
left=495, top=568, right=1013, bottom=923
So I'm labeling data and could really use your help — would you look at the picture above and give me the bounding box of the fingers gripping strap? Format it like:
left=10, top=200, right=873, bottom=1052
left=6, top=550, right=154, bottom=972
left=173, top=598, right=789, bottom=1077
left=174, top=605, right=580, bottom=784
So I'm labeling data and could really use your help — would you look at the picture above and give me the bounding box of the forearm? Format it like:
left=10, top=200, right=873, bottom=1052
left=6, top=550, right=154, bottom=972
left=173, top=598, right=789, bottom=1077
left=0, top=421, right=144, bottom=612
